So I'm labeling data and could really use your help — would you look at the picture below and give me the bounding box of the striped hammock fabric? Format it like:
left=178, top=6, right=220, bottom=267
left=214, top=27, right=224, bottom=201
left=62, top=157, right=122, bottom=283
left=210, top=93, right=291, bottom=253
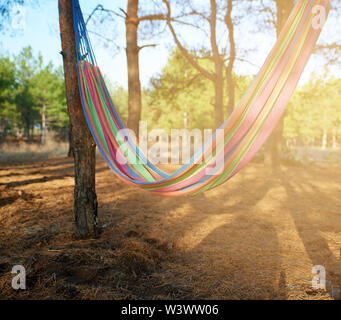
left=72, top=0, right=331, bottom=197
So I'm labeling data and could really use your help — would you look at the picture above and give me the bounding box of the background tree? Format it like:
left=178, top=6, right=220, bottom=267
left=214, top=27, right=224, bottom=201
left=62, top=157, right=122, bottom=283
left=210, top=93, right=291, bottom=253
left=31, top=64, right=67, bottom=144
left=0, top=47, right=68, bottom=143
left=163, top=0, right=231, bottom=128
left=86, top=0, right=165, bottom=138
left=225, top=0, right=236, bottom=115
left=262, top=0, right=295, bottom=168
left=144, top=48, right=252, bottom=132
left=87, top=0, right=238, bottom=132
left=0, top=55, right=17, bottom=141
left=15, top=47, right=41, bottom=140
left=284, top=75, right=341, bottom=150
left=125, top=0, right=166, bottom=137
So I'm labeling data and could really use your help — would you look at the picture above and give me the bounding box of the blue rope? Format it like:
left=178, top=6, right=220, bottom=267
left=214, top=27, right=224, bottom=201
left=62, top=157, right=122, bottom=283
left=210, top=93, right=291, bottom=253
left=72, top=0, right=97, bottom=65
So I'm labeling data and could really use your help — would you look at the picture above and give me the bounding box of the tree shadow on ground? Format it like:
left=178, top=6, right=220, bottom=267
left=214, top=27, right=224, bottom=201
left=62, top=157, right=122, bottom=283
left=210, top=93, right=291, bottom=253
left=96, top=164, right=285, bottom=299
left=1, top=158, right=339, bottom=299
left=280, top=171, right=341, bottom=298
left=181, top=176, right=285, bottom=299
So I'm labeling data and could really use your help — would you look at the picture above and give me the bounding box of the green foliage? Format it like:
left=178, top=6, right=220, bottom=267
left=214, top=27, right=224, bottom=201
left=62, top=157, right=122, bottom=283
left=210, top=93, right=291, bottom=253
left=0, top=55, right=17, bottom=127
left=14, top=46, right=41, bottom=137
left=31, top=64, right=68, bottom=132
left=284, top=74, right=341, bottom=146
left=142, top=49, right=252, bottom=132
left=0, top=46, right=68, bottom=140
left=107, top=82, right=129, bottom=123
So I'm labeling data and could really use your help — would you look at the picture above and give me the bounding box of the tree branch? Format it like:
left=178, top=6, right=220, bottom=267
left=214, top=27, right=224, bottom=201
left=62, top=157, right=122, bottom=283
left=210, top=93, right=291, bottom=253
left=138, top=43, right=158, bottom=51
left=86, top=4, right=125, bottom=25
left=314, top=43, right=341, bottom=52
left=162, top=0, right=215, bottom=82
left=119, top=8, right=127, bottom=17
left=138, top=14, right=165, bottom=22
left=88, top=30, right=118, bottom=45
left=209, top=0, right=220, bottom=65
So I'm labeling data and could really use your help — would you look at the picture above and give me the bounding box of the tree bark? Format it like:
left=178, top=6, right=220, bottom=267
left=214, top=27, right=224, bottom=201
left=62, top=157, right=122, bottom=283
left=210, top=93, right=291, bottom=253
left=225, top=0, right=236, bottom=116
left=214, top=75, right=224, bottom=127
left=67, top=121, right=74, bottom=158
left=332, top=129, right=337, bottom=149
left=322, top=129, right=327, bottom=149
left=41, top=103, right=47, bottom=145
left=210, top=0, right=224, bottom=127
left=59, top=0, right=100, bottom=238
left=24, top=110, right=31, bottom=141
left=264, top=0, right=294, bottom=169
left=0, top=118, right=8, bottom=143
left=126, top=0, right=142, bottom=138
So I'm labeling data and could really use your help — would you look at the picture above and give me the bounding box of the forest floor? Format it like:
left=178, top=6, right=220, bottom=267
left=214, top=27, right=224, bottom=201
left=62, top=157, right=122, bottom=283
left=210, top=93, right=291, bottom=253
left=0, top=154, right=340, bottom=300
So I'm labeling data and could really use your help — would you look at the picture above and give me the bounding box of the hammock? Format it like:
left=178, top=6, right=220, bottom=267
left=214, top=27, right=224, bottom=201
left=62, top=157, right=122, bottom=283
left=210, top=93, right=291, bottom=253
left=72, top=0, right=330, bottom=197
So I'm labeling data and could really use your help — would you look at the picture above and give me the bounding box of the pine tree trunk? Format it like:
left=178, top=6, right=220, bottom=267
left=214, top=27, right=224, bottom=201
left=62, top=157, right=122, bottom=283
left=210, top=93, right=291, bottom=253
left=214, top=76, right=224, bottom=128
left=41, top=104, right=47, bottom=145
left=25, top=119, right=30, bottom=141
left=209, top=0, right=224, bottom=129
left=58, top=0, right=100, bottom=238
left=332, top=129, right=337, bottom=149
left=225, top=0, right=236, bottom=116
left=322, top=129, right=327, bottom=150
left=264, top=0, right=294, bottom=169
left=0, top=118, right=7, bottom=143
left=68, top=121, right=74, bottom=158
left=126, top=0, right=142, bottom=138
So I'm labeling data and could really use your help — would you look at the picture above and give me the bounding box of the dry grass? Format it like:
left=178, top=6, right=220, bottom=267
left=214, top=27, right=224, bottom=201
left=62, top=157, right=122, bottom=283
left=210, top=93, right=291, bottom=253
left=0, top=155, right=340, bottom=300
left=0, top=140, right=68, bottom=165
